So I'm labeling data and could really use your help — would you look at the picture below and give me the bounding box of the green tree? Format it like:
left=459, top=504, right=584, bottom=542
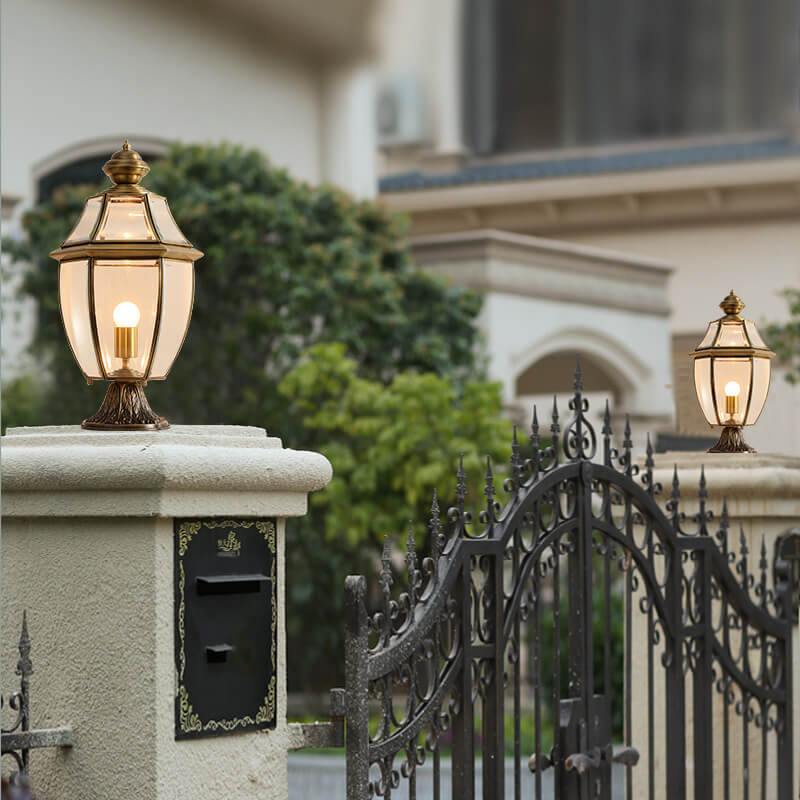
left=4, top=142, right=482, bottom=429
left=4, top=142, right=492, bottom=693
left=766, top=288, right=800, bottom=383
left=278, top=343, right=514, bottom=690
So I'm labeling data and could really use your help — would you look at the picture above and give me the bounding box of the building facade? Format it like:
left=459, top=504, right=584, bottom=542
left=373, top=0, right=800, bottom=455
left=1, top=0, right=380, bottom=375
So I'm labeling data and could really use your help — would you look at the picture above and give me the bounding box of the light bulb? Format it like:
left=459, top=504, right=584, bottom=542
left=724, top=381, right=740, bottom=398
left=113, top=301, right=140, bottom=327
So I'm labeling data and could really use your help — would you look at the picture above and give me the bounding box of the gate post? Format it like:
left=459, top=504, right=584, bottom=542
left=344, top=575, right=370, bottom=800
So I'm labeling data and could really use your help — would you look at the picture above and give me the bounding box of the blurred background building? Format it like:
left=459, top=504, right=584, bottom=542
left=3, top=0, right=800, bottom=453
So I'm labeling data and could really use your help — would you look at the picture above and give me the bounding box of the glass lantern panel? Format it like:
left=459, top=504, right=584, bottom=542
left=744, top=320, right=768, bottom=349
left=745, top=357, right=771, bottom=425
left=149, top=259, right=194, bottom=379
left=147, top=195, right=189, bottom=244
left=64, top=196, right=103, bottom=243
left=95, top=195, right=156, bottom=241
left=696, top=322, right=718, bottom=349
left=59, top=260, right=102, bottom=378
left=92, top=259, right=159, bottom=379
left=693, top=358, right=717, bottom=425
left=715, top=321, right=748, bottom=348
left=711, top=357, right=751, bottom=426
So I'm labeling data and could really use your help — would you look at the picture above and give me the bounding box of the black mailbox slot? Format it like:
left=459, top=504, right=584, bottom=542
left=175, top=518, right=277, bottom=739
left=205, top=644, right=233, bottom=663
left=196, top=574, right=270, bottom=595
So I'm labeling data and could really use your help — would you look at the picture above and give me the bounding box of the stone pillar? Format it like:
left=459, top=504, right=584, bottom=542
left=631, top=451, right=800, bottom=800
left=1, top=425, right=332, bottom=799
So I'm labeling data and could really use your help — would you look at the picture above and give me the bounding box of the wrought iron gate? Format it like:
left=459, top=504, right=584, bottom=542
left=341, top=367, right=794, bottom=799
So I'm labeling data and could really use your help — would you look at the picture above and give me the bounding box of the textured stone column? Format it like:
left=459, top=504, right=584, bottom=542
left=630, top=451, right=800, bottom=800
left=1, top=425, right=331, bottom=799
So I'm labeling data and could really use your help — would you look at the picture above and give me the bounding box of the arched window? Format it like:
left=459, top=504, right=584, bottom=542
left=34, top=136, right=168, bottom=202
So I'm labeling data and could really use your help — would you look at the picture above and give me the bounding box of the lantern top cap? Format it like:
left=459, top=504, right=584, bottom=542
left=720, top=289, right=745, bottom=317
left=103, top=139, right=150, bottom=188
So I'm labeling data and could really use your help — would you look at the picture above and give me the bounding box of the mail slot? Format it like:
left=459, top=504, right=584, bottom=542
left=174, top=518, right=277, bottom=739
left=196, top=574, right=270, bottom=595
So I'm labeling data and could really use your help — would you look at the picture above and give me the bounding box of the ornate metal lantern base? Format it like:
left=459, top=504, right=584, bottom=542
left=708, top=425, right=755, bottom=454
left=82, top=381, right=169, bottom=431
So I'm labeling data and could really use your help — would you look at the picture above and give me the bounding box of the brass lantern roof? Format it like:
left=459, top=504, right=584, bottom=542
left=49, top=140, right=203, bottom=264
left=689, top=290, right=775, bottom=360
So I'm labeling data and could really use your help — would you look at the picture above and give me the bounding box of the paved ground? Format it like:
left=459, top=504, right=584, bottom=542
left=289, top=753, right=626, bottom=798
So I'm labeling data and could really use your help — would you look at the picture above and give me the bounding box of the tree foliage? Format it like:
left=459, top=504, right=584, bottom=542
left=278, top=343, right=513, bottom=690
left=765, top=288, right=800, bottom=384
left=5, top=142, right=499, bottom=692
left=280, top=342, right=513, bottom=547
left=4, top=142, right=483, bottom=429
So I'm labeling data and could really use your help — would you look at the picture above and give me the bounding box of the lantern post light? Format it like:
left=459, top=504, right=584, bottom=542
left=50, top=141, right=203, bottom=430
left=691, top=290, right=775, bottom=453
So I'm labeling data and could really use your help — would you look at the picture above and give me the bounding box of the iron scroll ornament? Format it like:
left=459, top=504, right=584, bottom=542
left=175, top=518, right=277, bottom=739
left=341, top=361, right=794, bottom=800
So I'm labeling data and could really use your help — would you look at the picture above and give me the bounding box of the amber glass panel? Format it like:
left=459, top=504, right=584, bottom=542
left=92, top=260, right=159, bottom=378
left=64, top=196, right=103, bottom=244
left=744, top=320, right=768, bottom=349
left=149, top=259, right=194, bottom=379
left=694, top=358, right=716, bottom=425
left=715, top=321, right=748, bottom=348
left=696, top=322, right=718, bottom=350
left=59, top=260, right=102, bottom=378
left=95, top=196, right=156, bottom=241
left=745, top=357, right=771, bottom=425
left=711, top=358, right=751, bottom=426
left=147, top=195, right=189, bottom=244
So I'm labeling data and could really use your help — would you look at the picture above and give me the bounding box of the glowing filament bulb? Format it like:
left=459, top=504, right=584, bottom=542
left=724, top=381, right=740, bottom=417
left=113, top=301, right=140, bottom=327
left=113, top=301, right=140, bottom=361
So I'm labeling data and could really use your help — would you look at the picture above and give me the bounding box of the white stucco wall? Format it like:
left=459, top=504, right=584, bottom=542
left=0, top=0, right=324, bottom=197
left=565, top=220, right=800, bottom=334
left=565, top=221, right=800, bottom=455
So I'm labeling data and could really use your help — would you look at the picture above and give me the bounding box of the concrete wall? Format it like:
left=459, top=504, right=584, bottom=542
left=1, top=425, right=331, bottom=798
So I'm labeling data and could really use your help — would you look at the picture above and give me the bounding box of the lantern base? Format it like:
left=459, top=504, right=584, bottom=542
left=707, top=425, right=755, bottom=454
left=82, top=380, right=169, bottom=431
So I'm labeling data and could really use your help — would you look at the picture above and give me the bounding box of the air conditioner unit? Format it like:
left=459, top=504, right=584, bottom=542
left=376, top=75, right=428, bottom=148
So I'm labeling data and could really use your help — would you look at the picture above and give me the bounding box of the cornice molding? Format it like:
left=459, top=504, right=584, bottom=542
left=386, top=158, right=800, bottom=237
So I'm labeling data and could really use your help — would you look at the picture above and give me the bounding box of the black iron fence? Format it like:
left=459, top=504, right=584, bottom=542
left=340, top=366, right=794, bottom=800
left=1, top=613, right=74, bottom=784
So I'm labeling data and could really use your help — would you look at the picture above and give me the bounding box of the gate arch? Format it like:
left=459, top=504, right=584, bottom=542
left=342, top=365, right=794, bottom=800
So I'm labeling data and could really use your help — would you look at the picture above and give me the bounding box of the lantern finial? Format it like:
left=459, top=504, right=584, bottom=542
left=103, top=140, right=150, bottom=187
left=720, top=290, right=745, bottom=317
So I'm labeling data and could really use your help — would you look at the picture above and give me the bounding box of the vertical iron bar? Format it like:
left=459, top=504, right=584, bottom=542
left=514, top=540, right=521, bottom=800
left=552, top=538, right=562, bottom=798
left=433, top=748, right=440, bottom=800
left=692, top=545, right=713, bottom=800
left=481, top=545, right=505, bottom=800
left=534, top=560, right=542, bottom=800
left=452, top=558, right=474, bottom=800
left=665, top=539, right=687, bottom=799
left=624, top=547, right=632, bottom=800
left=760, top=698, right=767, bottom=800
left=742, top=687, right=749, bottom=800
left=723, top=597, right=730, bottom=800
left=345, top=576, right=370, bottom=800
left=776, top=580, right=793, bottom=800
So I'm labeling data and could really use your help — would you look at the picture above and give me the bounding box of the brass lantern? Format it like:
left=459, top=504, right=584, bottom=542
left=50, top=141, right=203, bottom=430
left=691, top=290, right=774, bottom=453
